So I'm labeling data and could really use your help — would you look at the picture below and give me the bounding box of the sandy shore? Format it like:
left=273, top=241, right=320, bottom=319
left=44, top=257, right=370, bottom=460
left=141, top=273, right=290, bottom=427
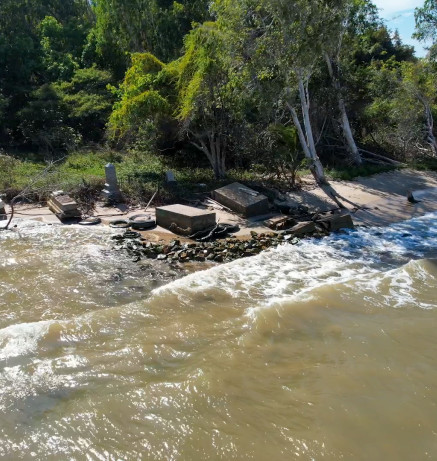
left=3, top=169, right=437, bottom=238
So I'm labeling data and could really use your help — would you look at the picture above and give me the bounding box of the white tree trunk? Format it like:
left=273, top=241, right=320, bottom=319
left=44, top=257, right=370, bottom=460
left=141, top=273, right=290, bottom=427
left=324, top=53, right=362, bottom=166
left=425, top=103, right=437, bottom=157
left=296, top=76, right=327, bottom=184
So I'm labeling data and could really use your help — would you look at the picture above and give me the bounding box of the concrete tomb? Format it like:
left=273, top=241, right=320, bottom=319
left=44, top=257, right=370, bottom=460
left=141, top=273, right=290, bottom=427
left=213, top=182, right=269, bottom=217
left=47, top=191, right=81, bottom=220
left=156, top=204, right=216, bottom=234
left=102, top=163, right=122, bottom=202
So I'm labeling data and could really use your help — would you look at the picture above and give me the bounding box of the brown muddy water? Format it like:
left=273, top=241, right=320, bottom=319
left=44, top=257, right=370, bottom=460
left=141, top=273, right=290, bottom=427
left=1, top=215, right=437, bottom=460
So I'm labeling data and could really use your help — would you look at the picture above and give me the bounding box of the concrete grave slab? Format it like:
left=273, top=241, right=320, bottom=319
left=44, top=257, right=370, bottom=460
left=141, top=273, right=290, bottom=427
left=212, top=182, right=269, bottom=217
left=47, top=192, right=81, bottom=220
left=156, top=204, right=216, bottom=234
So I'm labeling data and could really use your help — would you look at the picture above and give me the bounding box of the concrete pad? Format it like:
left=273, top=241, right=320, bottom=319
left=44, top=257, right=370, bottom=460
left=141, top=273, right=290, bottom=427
left=212, top=182, right=270, bottom=217
left=156, top=204, right=216, bottom=233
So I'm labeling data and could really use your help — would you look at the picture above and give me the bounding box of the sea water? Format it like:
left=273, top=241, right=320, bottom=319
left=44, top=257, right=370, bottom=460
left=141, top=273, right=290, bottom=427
left=0, top=215, right=436, bottom=460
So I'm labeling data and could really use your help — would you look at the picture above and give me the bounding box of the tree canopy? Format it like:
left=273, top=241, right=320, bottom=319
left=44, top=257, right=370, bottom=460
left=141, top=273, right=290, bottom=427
left=0, top=0, right=435, bottom=179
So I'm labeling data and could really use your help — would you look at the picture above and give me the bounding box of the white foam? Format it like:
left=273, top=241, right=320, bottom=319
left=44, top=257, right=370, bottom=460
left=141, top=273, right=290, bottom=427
left=152, top=212, right=437, bottom=312
left=0, top=321, right=54, bottom=361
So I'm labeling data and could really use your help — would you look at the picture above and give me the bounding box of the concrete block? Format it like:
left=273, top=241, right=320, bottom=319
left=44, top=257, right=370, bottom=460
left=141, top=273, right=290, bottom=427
left=156, top=204, right=216, bottom=233
left=212, top=182, right=269, bottom=217
left=290, top=221, right=316, bottom=236
left=317, top=213, right=354, bottom=231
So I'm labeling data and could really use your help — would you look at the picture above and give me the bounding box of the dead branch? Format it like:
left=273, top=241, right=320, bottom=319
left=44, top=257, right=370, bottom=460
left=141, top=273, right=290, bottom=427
left=1, top=158, right=64, bottom=231
left=358, top=149, right=403, bottom=166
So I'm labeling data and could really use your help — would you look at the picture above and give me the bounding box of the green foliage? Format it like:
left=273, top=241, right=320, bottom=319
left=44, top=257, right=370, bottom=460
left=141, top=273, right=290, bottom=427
left=411, top=156, right=437, bottom=171
left=0, top=0, right=94, bottom=147
left=327, top=164, right=397, bottom=180
left=56, top=67, right=114, bottom=141
left=89, top=0, right=211, bottom=76
left=18, top=84, right=82, bottom=153
left=364, top=59, right=436, bottom=159
left=38, top=16, right=79, bottom=81
left=414, top=0, right=437, bottom=59
left=108, top=53, right=175, bottom=144
left=267, top=124, right=304, bottom=188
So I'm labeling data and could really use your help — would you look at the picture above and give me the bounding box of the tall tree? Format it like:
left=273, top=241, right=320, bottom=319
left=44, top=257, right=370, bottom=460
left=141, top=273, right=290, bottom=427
left=322, top=0, right=378, bottom=166
left=89, top=0, right=211, bottom=76
left=175, top=22, right=244, bottom=179
left=216, top=1, right=341, bottom=181
left=0, top=0, right=93, bottom=147
left=414, top=0, right=437, bottom=59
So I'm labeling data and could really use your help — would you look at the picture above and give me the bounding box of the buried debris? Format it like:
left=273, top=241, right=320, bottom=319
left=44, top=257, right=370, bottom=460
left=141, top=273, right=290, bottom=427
left=112, top=210, right=355, bottom=264
left=129, top=214, right=156, bottom=230
left=265, top=215, right=297, bottom=231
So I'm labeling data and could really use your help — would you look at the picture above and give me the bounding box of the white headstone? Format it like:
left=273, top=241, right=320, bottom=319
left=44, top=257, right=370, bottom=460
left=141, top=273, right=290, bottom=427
left=102, top=163, right=122, bottom=202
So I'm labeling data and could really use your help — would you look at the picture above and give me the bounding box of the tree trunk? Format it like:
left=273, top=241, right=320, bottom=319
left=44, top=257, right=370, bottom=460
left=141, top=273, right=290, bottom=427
left=286, top=82, right=359, bottom=210
left=324, top=53, right=362, bottom=166
left=290, top=76, right=328, bottom=185
left=424, top=102, right=437, bottom=157
left=190, top=133, right=226, bottom=180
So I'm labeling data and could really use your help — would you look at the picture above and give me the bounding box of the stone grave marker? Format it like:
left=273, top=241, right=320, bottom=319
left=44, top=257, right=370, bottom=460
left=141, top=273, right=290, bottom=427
left=102, top=163, right=122, bottom=202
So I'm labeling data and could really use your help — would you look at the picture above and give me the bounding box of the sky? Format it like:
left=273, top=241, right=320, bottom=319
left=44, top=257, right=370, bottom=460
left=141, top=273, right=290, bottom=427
left=373, top=0, right=430, bottom=57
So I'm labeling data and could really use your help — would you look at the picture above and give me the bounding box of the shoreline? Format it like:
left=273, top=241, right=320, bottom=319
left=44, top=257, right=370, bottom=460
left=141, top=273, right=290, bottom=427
left=3, top=168, right=437, bottom=238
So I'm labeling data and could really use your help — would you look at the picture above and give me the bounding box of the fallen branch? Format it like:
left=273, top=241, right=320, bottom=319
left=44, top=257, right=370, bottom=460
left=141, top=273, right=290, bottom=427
left=358, top=149, right=403, bottom=166
left=144, top=188, right=158, bottom=213
left=1, top=159, right=63, bottom=231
